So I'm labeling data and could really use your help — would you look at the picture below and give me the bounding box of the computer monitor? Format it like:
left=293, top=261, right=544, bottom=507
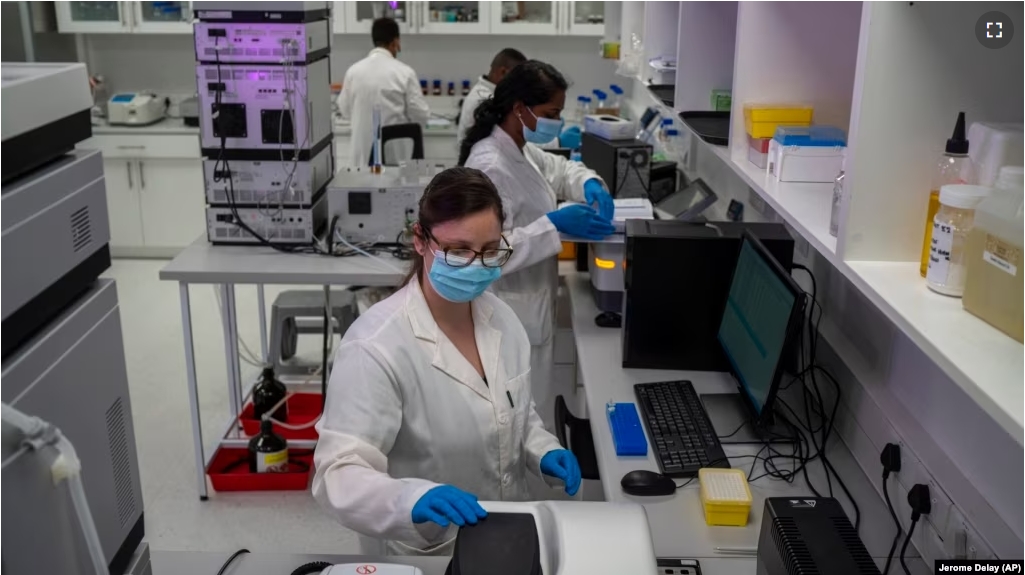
left=716, top=231, right=804, bottom=425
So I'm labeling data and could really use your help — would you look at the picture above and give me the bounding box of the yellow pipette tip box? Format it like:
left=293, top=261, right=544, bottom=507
left=699, top=468, right=753, bottom=527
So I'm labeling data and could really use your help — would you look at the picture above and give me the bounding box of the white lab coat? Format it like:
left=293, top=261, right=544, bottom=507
left=312, top=279, right=562, bottom=556
left=456, top=75, right=495, bottom=151
left=337, top=48, right=430, bottom=166
left=463, top=126, right=601, bottom=430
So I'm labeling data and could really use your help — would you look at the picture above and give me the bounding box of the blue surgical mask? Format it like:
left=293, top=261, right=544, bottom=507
left=520, top=107, right=563, bottom=145
left=427, top=252, right=502, bottom=303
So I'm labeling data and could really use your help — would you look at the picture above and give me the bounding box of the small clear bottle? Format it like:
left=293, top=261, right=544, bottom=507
left=592, top=89, right=607, bottom=111
left=919, top=112, right=975, bottom=276
left=926, top=184, right=991, bottom=297
left=576, top=95, right=592, bottom=124
left=608, top=84, right=624, bottom=114
left=658, top=118, right=674, bottom=143
left=663, top=128, right=681, bottom=157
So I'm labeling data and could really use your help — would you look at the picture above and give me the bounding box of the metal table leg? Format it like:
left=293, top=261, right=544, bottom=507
left=179, top=283, right=208, bottom=500
left=219, top=283, right=243, bottom=426
left=257, top=284, right=269, bottom=364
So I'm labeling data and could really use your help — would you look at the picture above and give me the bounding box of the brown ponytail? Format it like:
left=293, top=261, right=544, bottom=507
left=404, top=167, right=506, bottom=285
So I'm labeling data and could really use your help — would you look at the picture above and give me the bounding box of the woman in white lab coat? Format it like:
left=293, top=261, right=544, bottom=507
left=313, top=167, right=581, bottom=556
left=459, top=61, right=616, bottom=431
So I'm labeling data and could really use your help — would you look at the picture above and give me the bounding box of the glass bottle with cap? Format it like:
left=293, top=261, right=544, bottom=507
left=926, top=184, right=992, bottom=297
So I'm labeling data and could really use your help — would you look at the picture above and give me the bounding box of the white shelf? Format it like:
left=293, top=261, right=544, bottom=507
left=843, top=261, right=1024, bottom=444
left=727, top=153, right=837, bottom=258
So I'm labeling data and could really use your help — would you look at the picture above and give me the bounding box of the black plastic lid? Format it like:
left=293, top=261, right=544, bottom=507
left=261, top=366, right=275, bottom=379
left=945, top=112, right=969, bottom=155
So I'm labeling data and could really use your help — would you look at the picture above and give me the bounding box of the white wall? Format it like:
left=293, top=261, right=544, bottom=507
left=81, top=32, right=620, bottom=103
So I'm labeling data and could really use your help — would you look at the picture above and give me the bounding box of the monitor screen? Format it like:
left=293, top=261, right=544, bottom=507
left=717, top=237, right=799, bottom=415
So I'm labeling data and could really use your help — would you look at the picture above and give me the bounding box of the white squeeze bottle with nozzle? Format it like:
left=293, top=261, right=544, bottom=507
left=919, top=112, right=975, bottom=276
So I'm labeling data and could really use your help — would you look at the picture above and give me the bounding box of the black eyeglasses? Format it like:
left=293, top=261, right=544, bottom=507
left=423, top=229, right=514, bottom=268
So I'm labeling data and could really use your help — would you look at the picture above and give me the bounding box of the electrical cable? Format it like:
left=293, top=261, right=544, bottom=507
left=215, top=548, right=250, bottom=575
left=882, top=474, right=902, bottom=574
left=899, top=517, right=918, bottom=575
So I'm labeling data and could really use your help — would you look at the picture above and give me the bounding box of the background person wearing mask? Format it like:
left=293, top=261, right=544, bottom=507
left=337, top=17, right=429, bottom=166
left=456, top=48, right=527, bottom=151
left=458, top=61, right=615, bottom=432
left=312, top=167, right=581, bottom=556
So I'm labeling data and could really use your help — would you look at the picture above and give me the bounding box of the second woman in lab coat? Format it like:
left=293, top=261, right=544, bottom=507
left=313, top=167, right=581, bottom=556
left=459, top=60, right=615, bottom=430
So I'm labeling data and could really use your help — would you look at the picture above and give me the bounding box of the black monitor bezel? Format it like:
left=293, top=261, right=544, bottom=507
left=716, top=230, right=805, bottom=426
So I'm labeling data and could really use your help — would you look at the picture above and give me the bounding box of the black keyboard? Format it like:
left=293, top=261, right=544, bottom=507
left=634, top=381, right=730, bottom=477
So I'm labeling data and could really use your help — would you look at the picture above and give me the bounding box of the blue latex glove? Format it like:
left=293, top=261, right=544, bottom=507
left=560, top=125, right=582, bottom=149
left=411, top=485, right=487, bottom=528
left=584, top=178, right=615, bottom=221
left=540, top=449, right=582, bottom=496
left=547, top=205, right=616, bottom=240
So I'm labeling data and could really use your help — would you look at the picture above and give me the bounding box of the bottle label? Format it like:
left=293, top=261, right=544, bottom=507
left=983, top=235, right=1019, bottom=276
left=257, top=448, right=288, bottom=473
left=927, top=220, right=954, bottom=284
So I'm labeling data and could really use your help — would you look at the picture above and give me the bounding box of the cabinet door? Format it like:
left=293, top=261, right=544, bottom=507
left=417, top=1, right=489, bottom=34
left=131, top=1, right=193, bottom=33
left=137, top=159, right=207, bottom=249
left=564, top=1, right=605, bottom=36
left=491, top=1, right=558, bottom=35
left=56, top=1, right=131, bottom=33
left=103, top=159, right=145, bottom=248
left=342, top=1, right=415, bottom=34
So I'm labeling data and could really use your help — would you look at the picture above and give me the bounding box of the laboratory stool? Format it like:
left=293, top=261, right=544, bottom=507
left=268, top=289, right=359, bottom=370
left=554, top=395, right=600, bottom=481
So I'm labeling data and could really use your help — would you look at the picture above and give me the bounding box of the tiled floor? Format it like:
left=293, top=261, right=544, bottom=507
left=102, top=259, right=360, bottom=554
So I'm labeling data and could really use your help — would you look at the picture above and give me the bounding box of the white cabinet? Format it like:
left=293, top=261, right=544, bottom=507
left=490, top=1, right=559, bottom=35
left=132, top=1, right=193, bottom=33
left=103, top=159, right=145, bottom=248
left=56, top=1, right=130, bottom=33
left=339, top=1, right=414, bottom=34
left=564, top=1, right=605, bottom=36
left=83, top=133, right=205, bottom=255
left=137, top=159, right=206, bottom=248
left=416, top=1, right=489, bottom=34
left=56, top=1, right=193, bottom=33
left=102, top=157, right=205, bottom=254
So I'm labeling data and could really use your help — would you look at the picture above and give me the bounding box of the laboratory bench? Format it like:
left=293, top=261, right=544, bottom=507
left=561, top=271, right=930, bottom=574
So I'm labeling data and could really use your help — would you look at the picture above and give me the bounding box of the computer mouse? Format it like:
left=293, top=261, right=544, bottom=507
left=620, top=469, right=677, bottom=497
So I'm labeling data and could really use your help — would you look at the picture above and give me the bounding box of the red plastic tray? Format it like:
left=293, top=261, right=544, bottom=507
left=240, top=393, right=322, bottom=440
left=206, top=447, right=313, bottom=492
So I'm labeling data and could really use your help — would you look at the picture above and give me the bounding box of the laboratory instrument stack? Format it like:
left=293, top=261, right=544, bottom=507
left=2, top=63, right=145, bottom=575
left=193, top=1, right=334, bottom=245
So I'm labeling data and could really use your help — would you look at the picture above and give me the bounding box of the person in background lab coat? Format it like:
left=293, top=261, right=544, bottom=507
left=459, top=61, right=615, bottom=432
left=336, top=17, right=429, bottom=166
left=313, top=167, right=582, bottom=556
left=456, top=48, right=526, bottom=151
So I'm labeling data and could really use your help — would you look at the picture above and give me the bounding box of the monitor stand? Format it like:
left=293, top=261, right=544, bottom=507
left=701, top=393, right=795, bottom=445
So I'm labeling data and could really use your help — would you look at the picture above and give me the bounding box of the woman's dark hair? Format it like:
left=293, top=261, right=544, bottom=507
left=405, top=167, right=506, bottom=285
left=458, top=60, right=568, bottom=166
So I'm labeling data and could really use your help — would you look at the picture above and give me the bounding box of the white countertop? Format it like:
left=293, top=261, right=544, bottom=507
left=159, top=236, right=409, bottom=285
left=91, top=117, right=459, bottom=138
left=563, top=272, right=925, bottom=571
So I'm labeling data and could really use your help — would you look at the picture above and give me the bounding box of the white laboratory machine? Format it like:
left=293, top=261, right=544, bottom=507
left=107, top=92, right=166, bottom=126
left=446, top=500, right=658, bottom=575
left=328, top=169, right=437, bottom=244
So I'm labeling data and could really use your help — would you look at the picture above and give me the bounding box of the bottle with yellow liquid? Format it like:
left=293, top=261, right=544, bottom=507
left=920, top=112, right=975, bottom=276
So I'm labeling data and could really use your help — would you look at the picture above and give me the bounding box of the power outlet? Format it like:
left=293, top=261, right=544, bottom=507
left=895, top=441, right=954, bottom=539
left=946, top=507, right=997, bottom=560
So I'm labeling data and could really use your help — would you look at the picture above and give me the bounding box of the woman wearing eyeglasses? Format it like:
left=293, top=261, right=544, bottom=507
left=313, top=167, right=581, bottom=556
